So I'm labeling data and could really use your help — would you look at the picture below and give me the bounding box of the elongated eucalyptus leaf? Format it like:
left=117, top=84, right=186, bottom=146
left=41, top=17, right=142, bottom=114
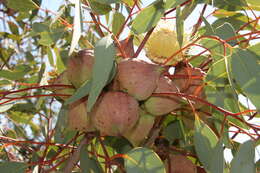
left=230, top=140, right=255, bottom=173
left=87, top=35, right=116, bottom=112
left=69, top=0, right=82, bottom=55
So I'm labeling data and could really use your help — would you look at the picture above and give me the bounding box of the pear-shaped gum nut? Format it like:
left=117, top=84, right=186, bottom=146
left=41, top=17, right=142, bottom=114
left=68, top=99, right=94, bottom=132
left=49, top=71, right=75, bottom=101
left=173, top=66, right=206, bottom=108
left=144, top=76, right=181, bottom=116
left=67, top=49, right=94, bottom=88
left=117, top=58, right=164, bottom=101
left=92, top=91, right=139, bottom=136
left=123, top=109, right=155, bottom=146
left=166, top=155, right=196, bottom=173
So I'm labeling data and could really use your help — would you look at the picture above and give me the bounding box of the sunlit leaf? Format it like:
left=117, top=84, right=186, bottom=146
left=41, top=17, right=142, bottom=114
left=87, top=35, right=116, bottom=112
left=6, top=0, right=37, bottom=12
left=69, top=0, right=82, bottom=55
left=131, top=1, right=165, bottom=34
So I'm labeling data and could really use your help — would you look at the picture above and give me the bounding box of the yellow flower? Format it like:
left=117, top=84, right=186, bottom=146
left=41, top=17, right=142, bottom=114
left=145, top=20, right=189, bottom=65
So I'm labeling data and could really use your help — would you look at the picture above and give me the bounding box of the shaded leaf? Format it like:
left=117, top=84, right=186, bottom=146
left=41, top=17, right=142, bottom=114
left=112, top=12, right=125, bottom=35
left=125, top=147, right=166, bottom=173
left=80, top=145, right=103, bottom=173
left=65, top=80, right=92, bottom=105
left=215, top=22, right=237, bottom=46
left=176, top=7, right=184, bottom=47
left=194, top=117, right=218, bottom=171
left=0, top=162, right=28, bottom=173
left=230, top=140, right=255, bottom=173
left=88, top=0, right=112, bottom=15
left=231, top=48, right=260, bottom=110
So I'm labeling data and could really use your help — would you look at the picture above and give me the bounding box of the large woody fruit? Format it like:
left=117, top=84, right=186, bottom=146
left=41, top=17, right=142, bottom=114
left=145, top=20, right=188, bottom=65
left=92, top=91, right=139, bottom=136
left=67, top=49, right=94, bottom=88
left=166, top=155, right=196, bottom=173
left=48, top=71, right=75, bottom=101
left=117, top=58, right=164, bottom=101
left=68, top=99, right=94, bottom=132
left=173, top=65, right=206, bottom=108
left=123, top=109, right=155, bottom=146
left=144, top=76, right=181, bottom=116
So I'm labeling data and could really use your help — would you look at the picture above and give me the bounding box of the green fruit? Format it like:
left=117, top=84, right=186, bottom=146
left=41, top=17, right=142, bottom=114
left=117, top=58, right=164, bottom=100
left=68, top=99, right=94, bottom=132
left=67, top=49, right=94, bottom=88
left=144, top=76, right=181, bottom=116
left=92, top=91, right=139, bottom=136
left=48, top=71, right=75, bottom=101
left=123, top=109, right=155, bottom=146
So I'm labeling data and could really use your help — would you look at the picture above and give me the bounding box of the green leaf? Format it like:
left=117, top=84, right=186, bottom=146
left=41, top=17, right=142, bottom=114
left=230, top=140, right=255, bottom=173
left=65, top=80, right=92, bottom=105
left=131, top=1, right=165, bottom=34
left=88, top=0, right=112, bottom=15
left=112, top=12, right=125, bottom=35
left=47, top=47, right=54, bottom=66
left=32, top=22, right=49, bottom=33
left=54, top=105, right=77, bottom=144
left=247, top=0, right=260, bottom=5
left=87, top=35, right=116, bottom=112
left=125, top=147, right=166, bottom=173
left=201, top=16, right=215, bottom=36
left=0, top=100, right=14, bottom=113
left=208, top=140, right=224, bottom=173
left=212, top=12, right=260, bottom=31
left=69, top=0, right=82, bottom=55
left=95, top=0, right=120, bottom=4
left=0, top=162, right=28, bottom=173
left=231, top=48, right=260, bottom=110
left=54, top=47, right=66, bottom=74
left=194, top=117, right=218, bottom=171
left=176, top=7, right=184, bottom=47
left=0, top=65, right=31, bottom=80
left=80, top=145, right=103, bottom=173
left=6, top=0, right=37, bottom=12
left=215, top=22, right=237, bottom=46
left=163, top=120, right=184, bottom=142
left=248, top=43, right=260, bottom=56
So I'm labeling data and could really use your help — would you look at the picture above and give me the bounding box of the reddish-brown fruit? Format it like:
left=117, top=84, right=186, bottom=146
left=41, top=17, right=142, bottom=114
left=144, top=76, right=181, bottom=116
left=117, top=58, right=164, bottom=100
left=123, top=109, right=155, bottom=146
left=68, top=99, right=94, bottom=132
left=166, top=155, right=196, bottom=173
left=67, top=49, right=94, bottom=88
left=173, top=66, right=206, bottom=108
left=48, top=71, right=75, bottom=101
left=92, top=91, right=139, bottom=136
